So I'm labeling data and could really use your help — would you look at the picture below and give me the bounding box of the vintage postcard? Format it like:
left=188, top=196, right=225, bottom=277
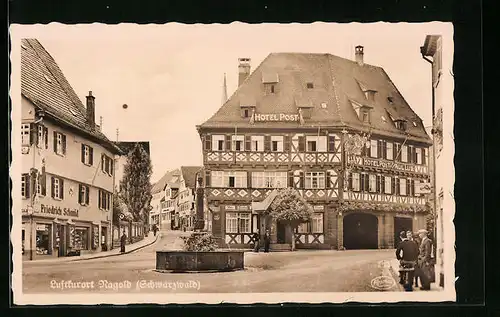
left=10, top=22, right=455, bottom=304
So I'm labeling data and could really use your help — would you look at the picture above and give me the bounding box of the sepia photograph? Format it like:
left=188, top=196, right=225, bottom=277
left=10, top=22, right=455, bottom=304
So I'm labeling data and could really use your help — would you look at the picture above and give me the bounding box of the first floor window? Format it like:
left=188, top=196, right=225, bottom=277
left=232, top=135, right=244, bottom=151
left=305, top=172, right=325, bottom=189
left=416, top=148, right=422, bottom=164
left=225, top=213, right=251, bottom=233
left=401, top=145, right=408, bottom=162
left=212, top=135, right=225, bottom=151
left=400, top=178, right=407, bottom=196
left=98, top=190, right=111, bottom=210
left=21, top=123, right=30, bottom=146
left=370, top=140, right=378, bottom=158
left=271, top=136, right=283, bottom=152
left=386, top=142, right=394, bottom=160
left=54, top=132, right=66, bottom=155
left=384, top=176, right=392, bottom=194
left=238, top=213, right=251, bottom=233
left=225, top=213, right=238, bottom=233
left=369, top=174, right=377, bottom=192
left=251, top=136, right=264, bottom=151
left=252, top=171, right=287, bottom=188
left=307, top=140, right=317, bottom=152
left=21, top=173, right=29, bottom=199
left=101, top=155, right=114, bottom=176
left=311, top=213, right=324, bottom=233
left=51, top=176, right=64, bottom=200
left=78, top=184, right=90, bottom=205
left=352, top=173, right=360, bottom=191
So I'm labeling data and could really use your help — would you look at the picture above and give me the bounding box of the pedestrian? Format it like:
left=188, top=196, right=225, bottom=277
left=120, top=230, right=127, bottom=253
left=153, top=224, right=158, bottom=236
left=395, top=230, right=419, bottom=291
left=416, top=229, right=434, bottom=290
left=263, top=229, right=271, bottom=253
left=396, top=231, right=407, bottom=285
left=253, top=230, right=260, bottom=252
left=413, top=233, right=422, bottom=287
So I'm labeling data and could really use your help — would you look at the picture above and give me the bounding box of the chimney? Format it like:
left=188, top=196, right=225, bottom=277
left=86, top=91, right=95, bottom=129
left=238, top=58, right=251, bottom=86
left=355, top=45, right=364, bottom=66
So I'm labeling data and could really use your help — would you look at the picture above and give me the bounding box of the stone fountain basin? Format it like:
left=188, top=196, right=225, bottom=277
left=156, top=251, right=244, bottom=273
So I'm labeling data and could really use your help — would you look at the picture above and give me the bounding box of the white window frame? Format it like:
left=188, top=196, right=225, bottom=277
left=352, top=173, right=360, bottom=191
left=311, top=213, right=324, bottom=233
left=56, top=132, right=64, bottom=155
left=21, top=123, right=30, bottom=146
left=401, top=145, right=408, bottom=162
left=238, top=213, right=251, bottom=233
left=370, top=140, right=378, bottom=158
left=384, top=176, right=392, bottom=194
left=83, top=145, right=91, bottom=165
left=368, top=174, right=377, bottom=193
left=400, top=178, right=407, bottom=196
left=231, top=135, right=244, bottom=152
left=305, top=172, right=326, bottom=189
left=251, top=135, right=264, bottom=152
left=386, top=142, right=393, bottom=161
left=297, top=222, right=308, bottom=233
left=306, top=136, right=327, bottom=152
left=80, top=185, right=89, bottom=205
left=225, top=212, right=238, bottom=233
left=271, top=136, right=284, bottom=152
left=212, top=135, right=225, bottom=151
left=37, top=125, right=45, bottom=148
left=53, top=178, right=61, bottom=200
left=252, top=171, right=287, bottom=188
left=21, top=174, right=28, bottom=198
left=416, top=148, right=422, bottom=164
left=225, top=171, right=247, bottom=188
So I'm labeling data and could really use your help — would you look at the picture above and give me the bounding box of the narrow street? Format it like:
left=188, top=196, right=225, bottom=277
left=23, top=230, right=403, bottom=293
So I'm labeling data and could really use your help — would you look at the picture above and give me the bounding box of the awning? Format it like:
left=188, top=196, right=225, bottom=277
left=251, top=189, right=279, bottom=213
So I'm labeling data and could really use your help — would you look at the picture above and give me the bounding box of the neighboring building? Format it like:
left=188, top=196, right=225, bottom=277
left=176, top=166, right=203, bottom=231
left=421, top=35, right=452, bottom=287
left=150, top=168, right=180, bottom=229
left=21, top=39, right=122, bottom=260
left=197, top=48, right=433, bottom=250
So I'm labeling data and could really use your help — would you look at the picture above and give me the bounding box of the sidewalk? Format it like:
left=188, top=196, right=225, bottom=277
left=388, top=258, right=443, bottom=292
left=23, top=232, right=161, bottom=264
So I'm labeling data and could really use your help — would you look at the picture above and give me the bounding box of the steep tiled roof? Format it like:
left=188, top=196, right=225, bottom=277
left=180, top=166, right=203, bottom=189
left=21, top=39, right=122, bottom=154
left=114, top=141, right=150, bottom=156
left=151, top=168, right=180, bottom=194
left=199, top=52, right=431, bottom=144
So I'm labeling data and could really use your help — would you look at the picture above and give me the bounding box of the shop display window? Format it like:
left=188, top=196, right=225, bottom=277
left=74, top=227, right=89, bottom=250
left=36, top=224, right=51, bottom=255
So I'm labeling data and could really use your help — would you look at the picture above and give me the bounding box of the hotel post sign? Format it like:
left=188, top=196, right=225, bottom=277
left=253, top=113, right=300, bottom=122
left=348, top=155, right=418, bottom=173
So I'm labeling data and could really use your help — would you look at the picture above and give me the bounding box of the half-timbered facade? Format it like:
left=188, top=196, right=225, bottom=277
left=197, top=48, right=432, bottom=250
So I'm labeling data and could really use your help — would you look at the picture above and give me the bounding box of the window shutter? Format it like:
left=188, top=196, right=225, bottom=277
left=78, top=184, right=82, bottom=204
left=407, top=146, right=412, bottom=163
left=29, top=123, right=35, bottom=145
left=89, top=147, right=94, bottom=165
left=382, top=141, right=387, bottom=159
left=406, top=178, right=411, bottom=195
left=381, top=176, right=385, bottom=193
left=245, top=135, right=251, bottom=151
left=264, top=135, right=271, bottom=152
left=44, top=127, right=48, bottom=149
left=410, top=179, right=415, bottom=196
left=81, top=144, right=85, bottom=163
left=62, top=134, right=66, bottom=155
left=53, top=132, right=58, bottom=153
left=205, top=170, right=211, bottom=187
left=328, top=135, right=335, bottom=152
left=377, top=141, right=382, bottom=158
left=348, top=173, right=353, bottom=190
left=288, top=171, right=294, bottom=189
left=225, top=135, right=231, bottom=151
left=247, top=171, right=252, bottom=188
left=98, top=190, right=102, bottom=209
left=326, top=171, right=331, bottom=188
left=364, top=174, right=369, bottom=192
left=422, top=148, right=427, bottom=165
left=101, top=154, right=105, bottom=172
left=299, top=171, right=304, bottom=188
left=395, top=178, right=400, bottom=195
left=41, top=172, right=46, bottom=196
left=25, top=174, right=30, bottom=199
left=391, top=177, right=395, bottom=195
left=413, top=147, right=417, bottom=163
left=376, top=175, right=380, bottom=193
left=298, top=136, right=305, bottom=152
left=59, top=178, right=64, bottom=199
left=360, top=173, right=364, bottom=192
left=204, top=134, right=212, bottom=151
left=367, top=143, right=371, bottom=157
left=110, top=158, right=114, bottom=175
left=51, top=176, right=55, bottom=198
left=284, top=135, right=291, bottom=152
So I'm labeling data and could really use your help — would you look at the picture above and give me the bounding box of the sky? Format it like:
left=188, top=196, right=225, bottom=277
left=11, top=22, right=453, bottom=183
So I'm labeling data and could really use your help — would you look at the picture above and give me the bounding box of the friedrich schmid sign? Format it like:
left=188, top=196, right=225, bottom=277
left=253, top=113, right=300, bottom=122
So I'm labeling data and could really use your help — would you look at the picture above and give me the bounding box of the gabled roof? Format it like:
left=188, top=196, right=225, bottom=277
left=151, top=168, right=180, bottom=194
left=21, top=39, right=122, bottom=154
left=180, top=166, right=203, bottom=189
left=114, top=141, right=151, bottom=156
left=198, top=52, right=431, bottom=144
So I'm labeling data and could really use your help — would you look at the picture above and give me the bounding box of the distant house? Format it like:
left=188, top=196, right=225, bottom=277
left=150, top=168, right=180, bottom=230
left=176, top=166, right=203, bottom=231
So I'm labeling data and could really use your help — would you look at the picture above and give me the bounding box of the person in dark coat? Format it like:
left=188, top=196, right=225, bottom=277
left=396, top=231, right=407, bottom=284
left=263, top=229, right=271, bottom=253
left=416, top=229, right=434, bottom=290
left=152, top=224, right=158, bottom=236
left=120, top=230, right=127, bottom=253
left=396, top=230, right=419, bottom=291
left=413, top=233, right=422, bottom=287
left=253, top=230, right=260, bottom=252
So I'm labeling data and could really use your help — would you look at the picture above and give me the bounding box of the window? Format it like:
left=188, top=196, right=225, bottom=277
left=244, top=109, right=249, bottom=118
left=270, top=85, right=275, bottom=93
left=311, top=213, right=324, bottom=233
left=21, top=123, right=30, bottom=146
left=36, top=173, right=46, bottom=196
left=370, top=140, right=378, bottom=158
left=98, top=190, right=111, bottom=210
left=369, top=174, right=377, bottom=192
left=352, top=173, right=360, bottom=191
left=384, top=176, right=392, bottom=194
left=362, top=110, right=370, bottom=123
left=252, top=171, right=287, bottom=188
left=53, top=132, right=66, bottom=155
left=21, top=174, right=29, bottom=199
left=211, top=171, right=224, bottom=187
left=416, top=148, right=422, bottom=164
left=211, top=171, right=247, bottom=188
left=225, top=213, right=238, bottom=233
left=74, top=227, right=89, bottom=250
left=231, top=135, right=244, bottom=152
left=51, top=176, right=64, bottom=200
left=401, top=145, right=408, bottom=162
left=400, top=178, right=407, bottom=196
left=238, top=213, right=251, bottom=233
left=386, top=142, right=393, bottom=160
left=307, top=140, right=317, bottom=152
left=81, top=144, right=94, bottom=165
left=306, top=136, right=327, bottom=152
left=78, top=184, right=90, bottom=205
left=271, top=136, right=283, bottom=152
left=226, top=213, right=251, bottom=233
left=305, top=172, right=325, bottom=189
left=101, top=155, right=114, bottom=176
left=306, top=82, right=314, bottom=89
left=35, top=224, right=52, bottom=255
left=251, top=136, right=264, bottom=151
left=37, top=125, right=48, bottom=148
left=212, top=135, right=225, bottom=151
left=297, top=222, right=308, bottom=233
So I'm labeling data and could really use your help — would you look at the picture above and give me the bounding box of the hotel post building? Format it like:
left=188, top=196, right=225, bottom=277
left=197, top=47, right=432, bottom=250
left=20, top=39, right=122, bottom=260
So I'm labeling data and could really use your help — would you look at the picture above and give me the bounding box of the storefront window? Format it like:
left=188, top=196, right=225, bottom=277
left=74, top=227, right=89, bottom=250
left=36, top=224, right=51, bottom=255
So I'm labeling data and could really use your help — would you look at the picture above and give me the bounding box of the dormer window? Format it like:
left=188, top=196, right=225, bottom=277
left=240, top=105, right=255, bottom=118
left=395, top=119, right=407, bottom=131
left=270, top=85, right=275, bottom=94
left=306, top=82, right=314, bottom=89
left=365, top=90, right=376, bottom=101
left=361, top=109, right=370, bottom=123
left=298, top=106, right=313, bottom=119
left=262, top=73, right=279, bottom=95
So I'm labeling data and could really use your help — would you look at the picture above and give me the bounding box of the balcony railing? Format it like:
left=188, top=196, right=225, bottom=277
left=204, top=151, right=341, bottom=165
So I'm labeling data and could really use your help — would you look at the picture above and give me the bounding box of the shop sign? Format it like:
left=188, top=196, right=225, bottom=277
left=36, top=224, right=48, bottom=231
left=313, top=205, right=324, bottom=211
left=254, top=113, right=300, bottom=122
left=225, top=205, right=236, bottom=211
left=238, top=205, right=249, bottom=211
left=213, top=214, right=220, bottom=221
left=415, top=182, right=432, bottom=194
left=40, top=204, right=79, bottom=217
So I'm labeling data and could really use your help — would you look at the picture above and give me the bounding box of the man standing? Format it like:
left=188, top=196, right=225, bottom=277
left=396, top=231, right=407, bottom=284
left=253, top=230, right=260, bottom=252
left=263, top=229, right=271, bottom=253
left=396, top=230, right=419, bottom=291
left=120, top=230, right=127, bottom=253
left=417, top=229, right=434, bottom=290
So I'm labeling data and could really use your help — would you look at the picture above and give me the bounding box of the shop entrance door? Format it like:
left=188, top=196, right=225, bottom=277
left=58, top=225, right=66, bottom=257
left=277, top=221, right=287, bottom=244
left=343, top=213, right=379, bottom=249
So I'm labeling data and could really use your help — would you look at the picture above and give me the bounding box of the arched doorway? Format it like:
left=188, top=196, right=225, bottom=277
left=343, top=213, right=378, bottom=249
